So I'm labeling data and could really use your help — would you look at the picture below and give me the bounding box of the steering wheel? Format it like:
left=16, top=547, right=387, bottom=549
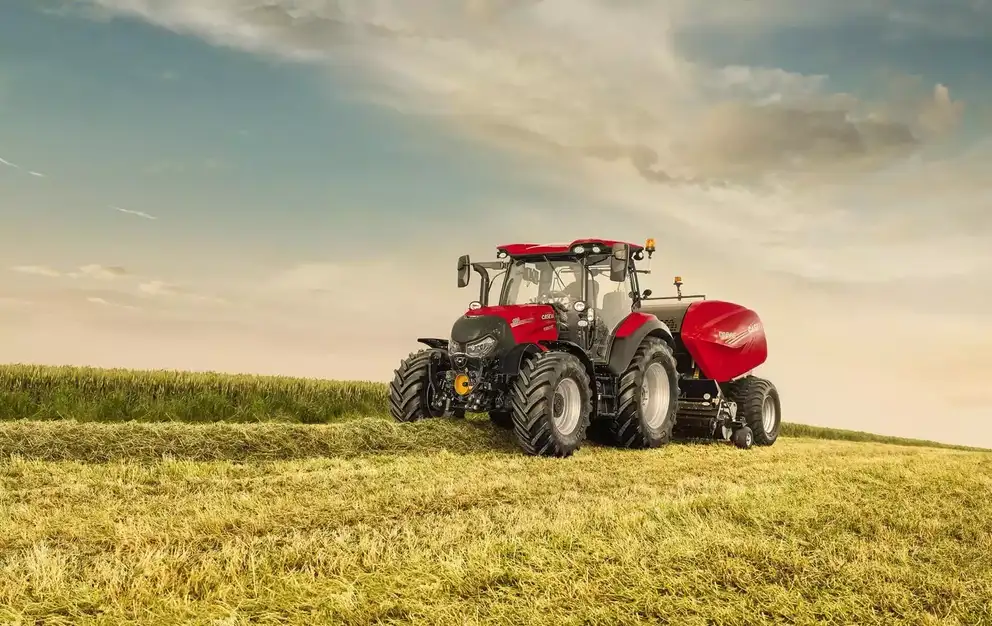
left=540, top=291, right=573, bottom=309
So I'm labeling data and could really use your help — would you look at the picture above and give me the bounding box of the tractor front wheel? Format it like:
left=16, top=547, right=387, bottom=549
left=610, top=336, right=679, bottom=449
left=388, top=349, right=447, bottom=423
left=509, top=350, right=593, bottom=457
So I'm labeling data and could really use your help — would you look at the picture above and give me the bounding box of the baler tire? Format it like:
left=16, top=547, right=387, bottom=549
left=509, top=350, right=592, bottom=457
left=388, top=349, right=445, bottom=423
left=723, top=376, right=781, bottom=446
left=610, top=336, right=679, bottom=449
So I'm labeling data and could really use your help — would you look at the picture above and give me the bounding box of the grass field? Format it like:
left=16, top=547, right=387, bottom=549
left=0, top=364, right=385, bottom=424
left=1, top=364, right=991, bottom=625
left=0, top=363, right=981, bottom=451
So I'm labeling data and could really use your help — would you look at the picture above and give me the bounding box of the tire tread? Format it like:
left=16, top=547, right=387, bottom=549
left=509, top=351, right=591, bottom=457
left=723, top=375, right=780, bottom=446
left=610, top=336, right=679, bottom=449
left=388, top=349, right=436, bottom=422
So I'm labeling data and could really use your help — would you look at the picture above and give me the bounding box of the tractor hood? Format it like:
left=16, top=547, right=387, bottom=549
left=450, top=304, right=559, bottom=356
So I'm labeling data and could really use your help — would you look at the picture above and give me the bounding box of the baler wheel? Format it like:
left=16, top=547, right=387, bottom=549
left=731, top=426, right=754, bottom=449
left=723, top=376, right=781, bottom=446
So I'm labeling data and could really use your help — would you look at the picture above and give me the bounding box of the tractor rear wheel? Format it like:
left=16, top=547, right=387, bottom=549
left=723, top=376, right=781, bottom=446
left=388, top=349, right=447, bottom=423
left=610, top=336, right=679, bottom=449
left=509, top=350, right=592, bottom=457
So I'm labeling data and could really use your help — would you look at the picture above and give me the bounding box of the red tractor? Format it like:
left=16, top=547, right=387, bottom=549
left=388, top=238, right=782, bottom=457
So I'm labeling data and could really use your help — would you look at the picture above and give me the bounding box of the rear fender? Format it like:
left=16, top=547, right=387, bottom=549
left=417, top=338, right=449, bottom=350
left=538, top=340, right=598, bottom=406
left=606, top=314, right=674, bottom=375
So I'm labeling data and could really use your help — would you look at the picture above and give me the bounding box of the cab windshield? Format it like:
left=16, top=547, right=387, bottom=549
left=500, top=259, right=583, bottom=306
left=499, top=256, right=633, bottom=313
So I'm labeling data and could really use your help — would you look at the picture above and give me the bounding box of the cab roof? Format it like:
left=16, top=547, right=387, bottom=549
left=497, top=239, right=644, bottom=257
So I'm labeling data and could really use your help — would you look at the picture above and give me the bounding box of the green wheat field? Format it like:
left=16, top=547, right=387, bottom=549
left=1, top=363, right=990, bottom=625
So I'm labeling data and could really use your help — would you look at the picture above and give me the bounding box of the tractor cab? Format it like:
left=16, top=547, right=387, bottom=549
left=454, top=239, right=654, bottom=359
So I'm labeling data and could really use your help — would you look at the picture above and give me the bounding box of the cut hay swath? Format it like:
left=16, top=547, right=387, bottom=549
left=0, top=364, right=983, bottom=459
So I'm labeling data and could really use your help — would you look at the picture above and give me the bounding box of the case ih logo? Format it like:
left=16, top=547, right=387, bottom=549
left=509, top=317, right=534, bottom=328
left=718, top=322, right=762, bottom=346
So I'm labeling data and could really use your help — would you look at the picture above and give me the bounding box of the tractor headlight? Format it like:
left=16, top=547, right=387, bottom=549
left=448, top=339, right=462, bottom=354
left=573, top=301, right=587, bottom=312
left=465, top=335, right=497, bottom=358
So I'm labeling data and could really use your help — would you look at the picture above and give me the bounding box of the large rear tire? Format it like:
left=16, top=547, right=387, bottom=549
left=509, top=350, right=593, bottom=457
left=723, top=376, right=781, bottom=446
left=610, top=336, right=679, bottom=448
left=388, top=349, right=447, bottom=423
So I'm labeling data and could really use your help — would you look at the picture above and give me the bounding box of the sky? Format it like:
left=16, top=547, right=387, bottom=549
left=1, top=0, right=990, bottom=446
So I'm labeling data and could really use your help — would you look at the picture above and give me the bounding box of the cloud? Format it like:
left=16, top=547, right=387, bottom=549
left=77, top=0, right=967, bottom=193
left=11, top=264, right=130, bottom=281
left=643, top=0, right=992, bottom=39
left=6, top=263, right=226, bottom=306
left=0, top=155, right=46, bottom=177
left=138, top=279, right=227, bottom=304
left=9, top=261, right=224, bottom=305
left=67, top=0, right=988, bottom=304
left=111, top=205, right=158, bottom=220
left=918, top=83, right=967, bottom=137
left=68, top=264, right=129, bottom=280
left=86, top=296, right=138, bottom=310
left=137, top=280, right=179, bottom=296
left=10, top=265, right=61, bottom=278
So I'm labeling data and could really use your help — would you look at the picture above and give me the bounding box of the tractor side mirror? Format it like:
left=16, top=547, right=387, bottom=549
left=457, top=254, right=471, bottom=288
left=610, top=243, right=630, bottom=282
